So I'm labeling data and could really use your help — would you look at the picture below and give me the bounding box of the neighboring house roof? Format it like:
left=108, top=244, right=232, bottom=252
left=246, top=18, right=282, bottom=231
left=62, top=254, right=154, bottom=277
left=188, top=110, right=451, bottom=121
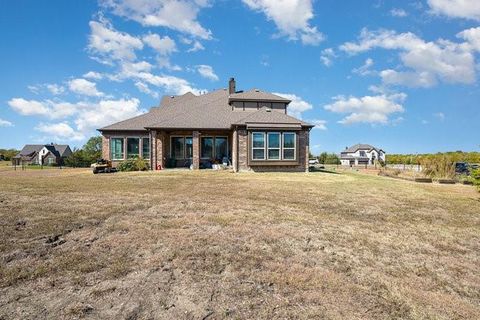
left=228, top=89, right=291, bottom=103
left=343, top=144, right=385, bottom=154
left=16, top=144, right=44, bottom=156
left=100, top=87, right=312, bottom=132
left=14, top=144, right=70, bottom=159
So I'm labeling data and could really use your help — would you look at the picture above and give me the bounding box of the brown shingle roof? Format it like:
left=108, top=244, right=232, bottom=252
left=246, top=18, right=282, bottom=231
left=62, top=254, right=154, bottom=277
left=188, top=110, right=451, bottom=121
left=99, top=88, right=311, bottom=131
left=229, top=89, right=291, bottom=102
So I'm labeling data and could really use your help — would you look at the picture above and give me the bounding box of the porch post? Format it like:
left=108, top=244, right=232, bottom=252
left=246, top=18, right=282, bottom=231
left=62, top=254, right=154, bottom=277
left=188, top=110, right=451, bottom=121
left=150, top=130, right=156, bottom=170
left=192, top=131, right=200, bottom=170
left=156, top=131, right=165, bottom=170
left=232, top=127, right=238, bottom=173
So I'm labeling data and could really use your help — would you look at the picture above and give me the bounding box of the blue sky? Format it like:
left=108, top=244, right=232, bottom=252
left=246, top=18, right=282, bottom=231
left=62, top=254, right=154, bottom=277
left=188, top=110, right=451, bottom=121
left=1, top=0, right=479, bottom=154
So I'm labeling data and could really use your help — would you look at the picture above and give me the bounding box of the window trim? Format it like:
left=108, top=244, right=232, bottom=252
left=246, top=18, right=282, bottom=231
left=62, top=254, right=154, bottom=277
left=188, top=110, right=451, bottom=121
left=110, top=137, right=125, bottom=161
left=267, top=132, right=281, bottom=160
left=282, top=132, right=296, bottom=161
left=251, top=132, right=266, bottom=160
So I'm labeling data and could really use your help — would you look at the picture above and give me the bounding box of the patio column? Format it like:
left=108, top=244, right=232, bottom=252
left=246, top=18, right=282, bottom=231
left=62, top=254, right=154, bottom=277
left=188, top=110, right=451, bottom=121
left=192, top=131, right=200, bottom=170
left=232, top=128, right=238, bottom=172
left=151, top=130, right=157, bottom=170
left=156, top=131, right=165, bottom=170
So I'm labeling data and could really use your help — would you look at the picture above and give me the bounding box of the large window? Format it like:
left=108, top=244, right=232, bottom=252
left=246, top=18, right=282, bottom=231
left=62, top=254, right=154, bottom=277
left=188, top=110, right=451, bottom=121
left=283, top=133, right=296, bottom=160
left=214, top=137, right=228, bottom=161
left=267, top=132, right=280, bottom=160
left=201, top=137, right=214, bottom=159
left=172, top=137, right=185, bottom=159
left=127, top=138, right=140, bottom=159
left=142, top=138, right=150, bottom=159
left=251, top=132, right=296, bottom=161
left=252, top=132, right=266, bottom=160
left=110, top=138, right=124, bottom=160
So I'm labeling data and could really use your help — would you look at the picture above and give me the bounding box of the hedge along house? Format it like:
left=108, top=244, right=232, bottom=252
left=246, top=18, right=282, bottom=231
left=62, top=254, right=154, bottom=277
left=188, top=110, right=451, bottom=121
left=98, top=78, right=313, bottom=172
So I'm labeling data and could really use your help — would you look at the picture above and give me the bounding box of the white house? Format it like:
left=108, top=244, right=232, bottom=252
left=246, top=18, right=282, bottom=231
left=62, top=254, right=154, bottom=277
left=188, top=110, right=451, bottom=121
left=340, top=144, right=385, bottom=166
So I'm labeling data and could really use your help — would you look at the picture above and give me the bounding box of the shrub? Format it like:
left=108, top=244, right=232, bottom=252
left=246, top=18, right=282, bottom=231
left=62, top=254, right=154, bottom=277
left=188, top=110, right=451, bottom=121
left=472, top=169, right=480, bottom=192
left=117, top=157, right=148, bottom=172
left=420, top=155, right=455, bottom=179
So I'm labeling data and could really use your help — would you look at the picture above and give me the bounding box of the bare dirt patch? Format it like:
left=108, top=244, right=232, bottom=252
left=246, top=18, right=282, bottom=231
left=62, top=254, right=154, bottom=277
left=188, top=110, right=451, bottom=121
left=0, top=169, right=479, bottom=319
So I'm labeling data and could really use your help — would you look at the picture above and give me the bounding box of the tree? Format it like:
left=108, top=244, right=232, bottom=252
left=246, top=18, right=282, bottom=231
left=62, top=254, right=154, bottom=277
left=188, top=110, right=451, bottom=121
left=64, top=136, right=103, bottom=168
left=83, top=136, right=102, bottom=162
left=318, top=152, right=328, bottom=164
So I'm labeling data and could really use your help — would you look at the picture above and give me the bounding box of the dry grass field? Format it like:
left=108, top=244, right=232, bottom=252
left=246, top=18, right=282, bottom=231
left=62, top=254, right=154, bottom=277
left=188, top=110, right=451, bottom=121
left=0, top=168, right=479, bottom=319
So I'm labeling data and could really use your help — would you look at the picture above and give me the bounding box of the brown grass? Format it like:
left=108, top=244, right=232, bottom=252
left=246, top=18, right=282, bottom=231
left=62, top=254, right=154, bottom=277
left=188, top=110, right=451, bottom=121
left=0, top=168, right=479, bottom=319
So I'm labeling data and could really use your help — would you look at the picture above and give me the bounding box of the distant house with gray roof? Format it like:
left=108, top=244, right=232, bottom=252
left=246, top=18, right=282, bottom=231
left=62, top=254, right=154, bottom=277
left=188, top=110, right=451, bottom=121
left=340, top=144, right=385, bottom=166
left=13, top=144, right=72, bottom=166
left=98, top=78, right=314, bottom=172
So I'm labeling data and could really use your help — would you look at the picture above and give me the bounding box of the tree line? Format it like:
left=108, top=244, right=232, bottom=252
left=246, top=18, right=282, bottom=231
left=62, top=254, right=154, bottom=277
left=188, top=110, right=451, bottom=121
left=310, top=152, right=341, bottom=165
left=386, top=152, right=480, bottom=165
left=0, top=149, right=19, bottom=161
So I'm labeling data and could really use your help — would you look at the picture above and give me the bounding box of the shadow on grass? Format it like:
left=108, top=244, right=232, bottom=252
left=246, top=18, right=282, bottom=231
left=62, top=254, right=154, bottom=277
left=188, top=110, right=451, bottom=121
left=309, top=167, right=341, bottom=175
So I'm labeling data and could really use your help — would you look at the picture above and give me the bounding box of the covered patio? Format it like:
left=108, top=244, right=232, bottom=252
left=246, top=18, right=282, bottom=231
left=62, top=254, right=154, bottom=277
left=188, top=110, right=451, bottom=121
left=150, top=129, right=232, bottom=170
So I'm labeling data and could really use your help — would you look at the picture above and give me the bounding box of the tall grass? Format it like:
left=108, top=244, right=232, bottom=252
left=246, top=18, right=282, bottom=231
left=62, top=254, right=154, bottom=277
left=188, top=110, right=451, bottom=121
left=420, top=155, right=456, bottom=179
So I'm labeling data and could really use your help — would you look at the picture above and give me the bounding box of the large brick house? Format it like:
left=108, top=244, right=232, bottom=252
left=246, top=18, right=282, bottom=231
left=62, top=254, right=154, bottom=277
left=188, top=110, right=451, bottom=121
left=98, top=78, right=313, bottom=172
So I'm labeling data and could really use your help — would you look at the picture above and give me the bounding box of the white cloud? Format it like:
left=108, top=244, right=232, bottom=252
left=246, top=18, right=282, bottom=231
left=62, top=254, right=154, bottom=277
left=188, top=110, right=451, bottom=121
left=68, top=78, right=104, bottom=97
left=8, top=98, right=50, bottom=116
left=390, top=8, right=408, bottom=17
left=320, top=48, right=336, bottom=67
left=273, top=92, right=313, bottom=119
left=143, top=33, right=177, bottom=55
left=242, top=0, right=324, bottom=45
left=380, top=69, right=437, bottom=88
left=35, top=122, right=85, bottom=141
left=187, top=40, right=205, bottom=52
left=46, top=84, right=65, bottom=95
left=83, top=71, right=103, bottom=80
left=340, top=28, right=478, bottom=87
left=196, top=64, right=218, bottom=81
left=88, top=18, right=143, bottom=63
left=428, top=0, right=480, bottom=21
left=74, top=98, right=143, bottom=132
left=0, top=118, right=14, bottom=127
left=308, top=119, right=327, bottom=130
left=157, top=56, right=182, bottom=71
left=352, top=58, right=374, bottom=76
left=135, top=81, right=159, bottom=98
left=100, top=0, right=212, bottom=39
left=324, top=93, right=406, bottom=125
left=457, top=27, right=480, bottom=51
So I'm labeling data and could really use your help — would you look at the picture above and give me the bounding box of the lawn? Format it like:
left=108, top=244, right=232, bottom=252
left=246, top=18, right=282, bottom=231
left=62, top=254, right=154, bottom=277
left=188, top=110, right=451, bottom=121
left=0, top=169, right=479, bottom=319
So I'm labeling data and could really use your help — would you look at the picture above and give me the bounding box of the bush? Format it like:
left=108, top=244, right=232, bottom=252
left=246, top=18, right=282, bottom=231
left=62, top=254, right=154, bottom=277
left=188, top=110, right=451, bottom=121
left=472, top=169, right=480, bottom=192
left=117, top=158, right=148, bottom=172
left=420, top=155, right=455, bottom=179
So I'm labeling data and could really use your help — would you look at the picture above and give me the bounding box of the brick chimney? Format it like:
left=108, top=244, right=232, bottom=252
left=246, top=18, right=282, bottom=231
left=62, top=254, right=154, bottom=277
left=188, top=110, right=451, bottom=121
left=229, top=77, right=236, bottom=94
